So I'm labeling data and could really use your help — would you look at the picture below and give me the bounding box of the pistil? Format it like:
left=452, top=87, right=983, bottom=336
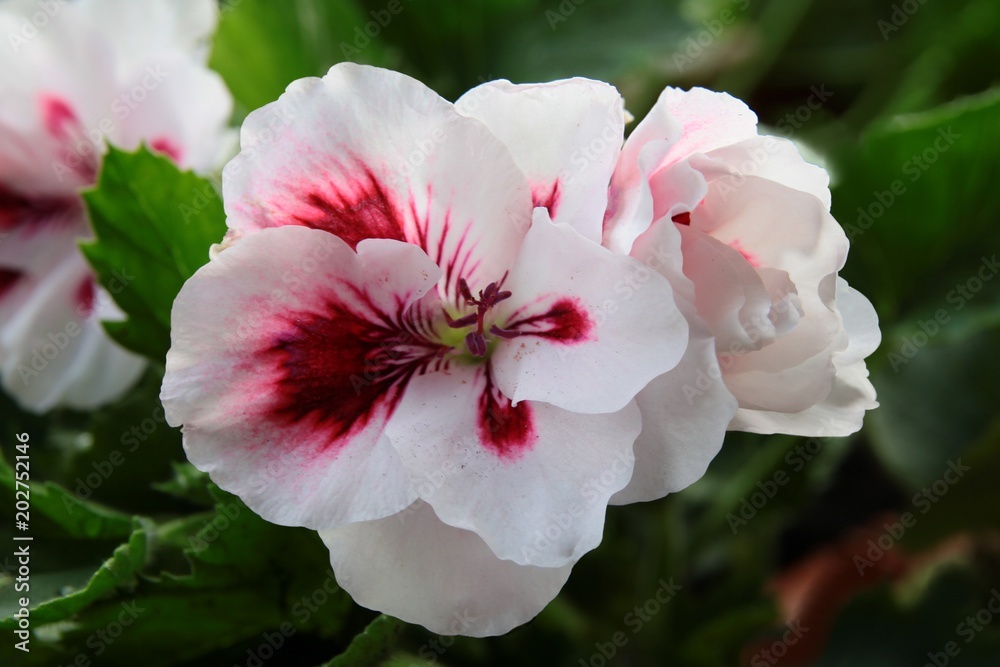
left=447, top=276, right=513, bottom=357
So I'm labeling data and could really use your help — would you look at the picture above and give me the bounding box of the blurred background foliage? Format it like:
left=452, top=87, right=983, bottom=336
left=2, top=0, right=1000, bottom=665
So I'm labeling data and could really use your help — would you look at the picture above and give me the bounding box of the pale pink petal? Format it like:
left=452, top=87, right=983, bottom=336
left=647, top=159, right=710, bottom=224
left=162, top=227, right=446, bottom=529
left=492, top=209, right=687, bottom=414
left=692, top=176, right=847, bottom=413
left=652, top=87, right=758, bottom=171
left=223, top=63, right=532, bottom=303
left=603, top=133, right=676, bottom=255
left=676, top=225, right=779, bottom=354
left=695, top=135, right=832, bottom=210
left=320, top=501, right=573, bottom=637
left=730, top=279, right=880, bottom=436
left=603, top=86, right=757, bottom=254
left=385, top=363, right=640, bottom=568
left=455, top=78, right=624, bottom=242
left=691, top=174, right=847, bottom=292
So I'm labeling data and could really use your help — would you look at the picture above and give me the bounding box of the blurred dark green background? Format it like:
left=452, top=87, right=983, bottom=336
left=3, top=0, right=1000, bottom=665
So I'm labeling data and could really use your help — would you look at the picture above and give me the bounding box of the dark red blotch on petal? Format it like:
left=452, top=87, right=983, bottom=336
left=0, top=183, right=78, bottom=232
left=508, top=297, right=593, bottom=344
left=477, top=369, right=536, bottom=460
left=672, top=211, right=691, bottom=226
left=292, top=167, right=406, bottom=250
left=262, top=290, right=432, bottom=451
left=0, top=269, right=23, bottom=300
left=75, top=277, right=95, bottom=316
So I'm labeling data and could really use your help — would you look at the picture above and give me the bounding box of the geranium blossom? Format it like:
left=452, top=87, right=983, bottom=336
left=0, top=0, right=233, bottom=411
left=161, top=64, right=706, bottom=636
left=603, top=86, right=880, bottom=445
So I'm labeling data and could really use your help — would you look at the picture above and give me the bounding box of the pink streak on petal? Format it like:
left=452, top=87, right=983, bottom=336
left=477, top=367, right=536, bottom=460
left=290, top=166, right=407, bottom=250
left=39, top=94, right=99, bottom=183
left=531, top=180, right=561, bottom=218
left=41, top=95, right=79, bottom=142
left=507, top=297, right=594, bottom=344
left=729, top=239, right=761, bottom=267
left=150, top=137, right=183, bottom=163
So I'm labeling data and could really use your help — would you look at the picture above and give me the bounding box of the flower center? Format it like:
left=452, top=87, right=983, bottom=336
left=446, top=276, right=525, bottom=357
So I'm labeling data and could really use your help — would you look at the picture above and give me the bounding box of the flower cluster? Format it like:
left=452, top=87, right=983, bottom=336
left=161, top=64, right=880, bottom=636
left=0, top=0, right=233, bottom=411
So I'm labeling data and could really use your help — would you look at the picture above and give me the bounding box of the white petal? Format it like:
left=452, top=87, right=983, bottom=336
left=385, top=364, right=640, bottom=568
left=831, top=278, right=881, bottom=365
left=320, top=501, right=573, bottom=637
left=72, top=0, right=218, bottom=73
left=492, top=209, right=688, bottom=414
left=0, top=250, right=143, bottom=412
left=455, top=78, right=624, bottom=242
left=107, top=56, right=235, bottom=173
left=162, top=227, right=445, bottom=529
left=612, top=219, right=738, bottom=504
left=0, top=14, right=116, bottom=192
left=223, top=63, right=532, bottom=303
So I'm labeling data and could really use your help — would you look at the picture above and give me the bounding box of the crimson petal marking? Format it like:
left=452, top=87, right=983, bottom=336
left=288, top=165, right=407, bottom=250
left=75, top=277, right=96, bottom=316
left=261, top=283, right=445, bottom=452
left=477, top=367, right=536, bottom=460
left=0, top=268, right=23, bottom=300
left=0, top=183, right=79, bottom=232
left=504, top=296, right=593, bottom=344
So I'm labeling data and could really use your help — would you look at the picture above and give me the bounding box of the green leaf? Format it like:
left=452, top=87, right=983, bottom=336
left=832, top=87, right=1000, bottom=320
left=867, top=329, right=1000, bottom=489
left=817, top=566, right=1000, bottom=666
left=493, top=0, right=694, bottom=105
left=900, top=426, right=1000, bottom=551
left=0, top=451, right=134, bottom=540
left=679, top=602, right=777, bottom=666
left=321, top=614, right=404, bottom=667
left=151, top=462, right=214, bottom=507
left=0, top=487, right=351, bottom=664
left=0, top=519, right=150, bottom=630
left=211, top=0, right=389, bottom=114
left=80, top=145, right=226, bottom=362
